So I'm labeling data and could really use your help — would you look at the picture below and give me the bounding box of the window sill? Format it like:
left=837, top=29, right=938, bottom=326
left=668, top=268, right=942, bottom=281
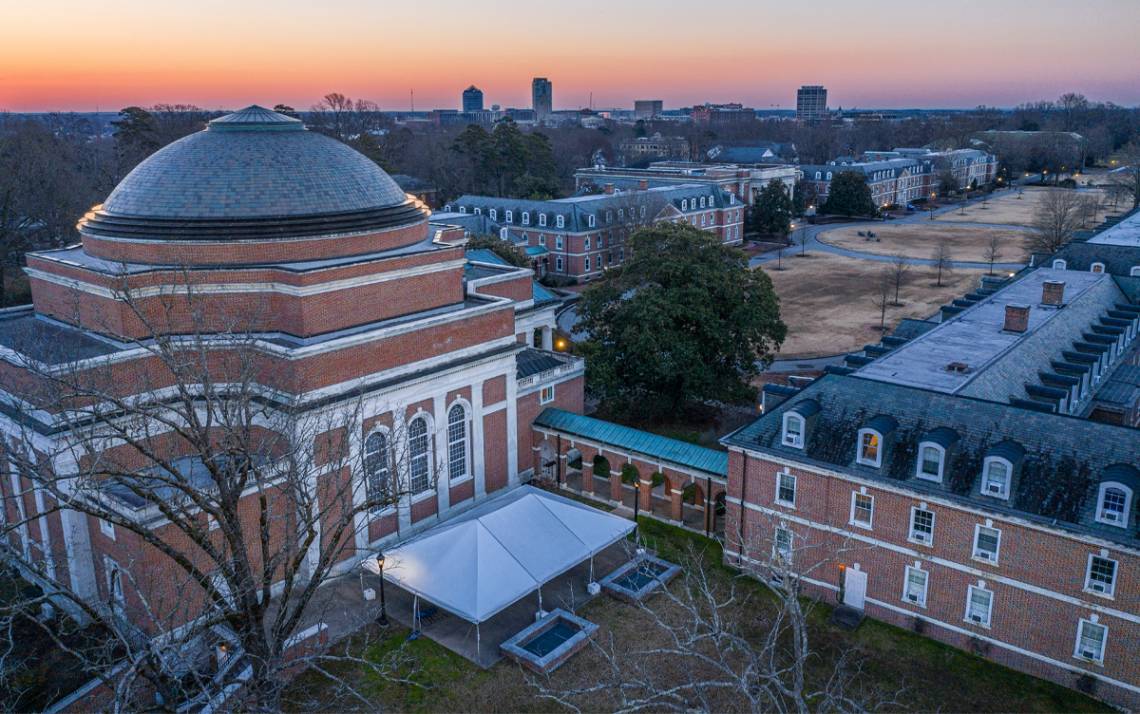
left=963, top=617, right=992, bottom=630
left=855, top=459, right=881, bottom=469
left=849, top=520, right=873, bottom=531
left=971, top=554, right=999, bottom=567
left=450, top=475, right=474, bottom=487
left=774, top=500, right=796, bottom=510
left=902, top=599, right=927, bottom=609
left=410, top=491, right=436, bottom=505
left=907, top=536, right=933, bottom=548
left=1072, top=655, right=1104, bottom=667
left=1082, top=587, right=1115, bottom=601
left=368, top=506, right=397, bottom=518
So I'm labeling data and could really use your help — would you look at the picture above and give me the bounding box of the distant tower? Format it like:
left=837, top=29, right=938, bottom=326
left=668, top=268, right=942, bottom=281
left=532, top=77, right=553, bottom=120
left=796, top=85, right=828, bottom=122
left=462, top=85, right=484, bottom=113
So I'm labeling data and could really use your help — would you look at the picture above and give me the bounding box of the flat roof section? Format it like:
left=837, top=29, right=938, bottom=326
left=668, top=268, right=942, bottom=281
left=1088, top=210, right=1140, bottom=247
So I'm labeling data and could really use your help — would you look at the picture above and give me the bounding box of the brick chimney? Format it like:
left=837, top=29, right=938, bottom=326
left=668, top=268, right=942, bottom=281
left=638, top=179, right=649, bottom=190
left=603, top=183, right=615, bottom=195
left=1041, top=280, right=1065, bottom=306
left=1004, top=304, right=1030, bottom=333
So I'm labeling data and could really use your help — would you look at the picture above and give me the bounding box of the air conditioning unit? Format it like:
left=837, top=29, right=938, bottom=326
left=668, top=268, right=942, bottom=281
left=1089, top=581, right=1107, bottom=594
left=970, top=614, right=983, bottom=623
left=913, top=532, right=929, bottom=543
left=1101, top=511, right=1121, bottom=523
left=907, top=593, right=919, bottom=603
left=976, top=550, right=992, bottom=561
left=985, top=483, right=1003, bottom=495
left=1081, top=649, right=1097, bottom=660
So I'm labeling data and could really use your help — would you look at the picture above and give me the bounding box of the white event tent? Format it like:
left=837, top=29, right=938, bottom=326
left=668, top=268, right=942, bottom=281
left=380, top=486, right=634, bottom=626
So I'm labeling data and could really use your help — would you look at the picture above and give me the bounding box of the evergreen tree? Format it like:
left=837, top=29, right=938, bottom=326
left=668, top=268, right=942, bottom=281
left=751, top=179, right=793, bottom=237
left=821, top=171, right=878, bottom=217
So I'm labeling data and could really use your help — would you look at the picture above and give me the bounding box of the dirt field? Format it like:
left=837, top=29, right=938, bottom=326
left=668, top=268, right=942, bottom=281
left=762, top=252, right=986, bottom=358
left=818, top=224, right=1030, bottom=263
left=935, top=187, right=1109, bottom=226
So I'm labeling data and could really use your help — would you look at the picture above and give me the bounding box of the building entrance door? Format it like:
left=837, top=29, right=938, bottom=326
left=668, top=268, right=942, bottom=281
left=843, top=567, right=867, bottom=610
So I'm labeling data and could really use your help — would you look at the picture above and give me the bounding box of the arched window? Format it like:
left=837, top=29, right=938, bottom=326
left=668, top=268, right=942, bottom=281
left=522, top=212, right=530, bottom=226
left=556, top=215, right=565, bottom=228
left=407, top=416, right=431, bottom=494
left=363, top=431, right=391, bottom=506
left=459, top=206, right=468, bottom=214
left=500, top=227, right=509, bottom=240
left=981, top=457, right=1012, bottom=499
left=474, top=207, right=482, bottom=215
left=916, top=442, right=945, bottom=482
left=446, top=404, right=469, bottom=481
left=1090, top=262, right=1105, bottom=274
left=1131, top=266, right=1140, bottom=277
left=699, top=197, right=706, bottom=208
left=588, top=215, right=596, bottom=228
left=826, top=172, right=832, bottom=180
left=505, top=210, right=513, bottom=223
left=489, top=208, right=497, bottom=221
left=539, top=214, right=547, bottom=227
left=814, top=171, right=821, bottom=180
left=856, top=429, right=882, bottom=467
left=782, top=413, right=804, bottom=448
left=1052, top=259, right=1067, bottom=270
left=1096, top=483, right=1132, bottom=526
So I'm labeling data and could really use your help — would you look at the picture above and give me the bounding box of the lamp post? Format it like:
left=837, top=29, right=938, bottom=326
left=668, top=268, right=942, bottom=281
left=361, top=553, right=388, bottom=626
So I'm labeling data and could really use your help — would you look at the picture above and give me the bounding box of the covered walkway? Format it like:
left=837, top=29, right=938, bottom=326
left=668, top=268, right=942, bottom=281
left=531, top=408, right=730, bottom=538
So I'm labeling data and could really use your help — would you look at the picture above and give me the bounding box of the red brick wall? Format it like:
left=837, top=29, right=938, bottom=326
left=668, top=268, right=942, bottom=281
left=483, top=409, right=507, bottom=493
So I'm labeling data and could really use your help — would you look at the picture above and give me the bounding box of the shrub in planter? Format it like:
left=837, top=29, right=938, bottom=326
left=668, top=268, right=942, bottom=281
left=620, top=463, right=638, bottom=485
left=681, top=483, right=697, bottom=504
left=650, top=472, right=665, bottom=489
left=593, top=455, right=610, bottom=478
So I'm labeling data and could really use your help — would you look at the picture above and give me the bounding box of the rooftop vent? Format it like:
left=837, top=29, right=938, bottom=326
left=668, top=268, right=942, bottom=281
left=1042, top=280, right=1065, bottom=307
left=946, top=361, right=970, bottom=374
left=1004, top=304, right=1030, bottom=333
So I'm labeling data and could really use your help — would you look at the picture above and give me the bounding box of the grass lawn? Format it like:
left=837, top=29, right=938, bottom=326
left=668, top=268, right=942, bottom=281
left=282, top=518, right=1107, bottom=713
left=935, top=187, right=1110, bottom=226
left=761, top=251, right=986, bottom=358
left=818, top=224, right=1031, bottom=263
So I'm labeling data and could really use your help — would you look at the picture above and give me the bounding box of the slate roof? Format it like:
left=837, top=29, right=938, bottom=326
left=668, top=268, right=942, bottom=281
left=534, top=408, right=728, bottom=477
left=516, top=348, right=572, bottom=379
left=1087, top=207, right=1140, bottom=248
left=0, top=309, right=122, bottom=365
left=723, top=373, right=1140, bottom=546
left=1052, top=242, right=1140, bottom=277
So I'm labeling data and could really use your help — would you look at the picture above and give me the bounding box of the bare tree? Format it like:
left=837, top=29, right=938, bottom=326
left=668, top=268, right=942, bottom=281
left=931, top=241, right=953, bottom=288
left=983, top=234, right=1003, bottom=275
left=1107, top=140, right=1140, bottom=210
left=0, top=285, right=441, bottom=710
left=794, top=226, right=809, bottom=257
left=871, top=268, right=893, bottom=332
left=888, top=254, right=909, bottom=306
left=1030, top=188, right=1085, bottom=254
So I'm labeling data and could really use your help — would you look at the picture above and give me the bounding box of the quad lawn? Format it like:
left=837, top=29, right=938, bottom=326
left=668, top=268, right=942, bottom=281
left=934, top=186, right=1110, bottom=226
left=760, top=251, right=986, bottom=358
left=818, top=224, right=1031, bottom=263
left=282, top=519, right=1108, bottom=713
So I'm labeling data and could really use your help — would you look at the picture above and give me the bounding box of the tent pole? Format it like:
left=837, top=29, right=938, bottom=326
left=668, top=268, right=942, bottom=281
left=589, top=555, right=594, bottom=583
left=413, top=595, right=419, bottom=633
left=538, top=586, right=543, bottom=613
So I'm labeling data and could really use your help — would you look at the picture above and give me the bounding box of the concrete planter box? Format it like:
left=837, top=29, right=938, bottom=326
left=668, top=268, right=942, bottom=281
left=500, top=608, right=597, bottom=674
left=600, top=554, right=680, bottom=603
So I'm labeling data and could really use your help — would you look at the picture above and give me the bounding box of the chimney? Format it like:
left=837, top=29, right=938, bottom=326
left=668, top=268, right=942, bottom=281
left=1004, top=304, right=1030, bottom=333
left=637, top=179, right=649, bottom=190
left=1041, top=280, right=1065, bottom=306
left=603, top=183, right=615, bottom=195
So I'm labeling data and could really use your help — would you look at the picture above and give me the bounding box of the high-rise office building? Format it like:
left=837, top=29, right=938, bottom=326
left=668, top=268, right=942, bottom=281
left=796, top=85, right=828, bottom=122
left=532, top=77, right=553, bottom=119
left=462, top=85, right=484, bottom=113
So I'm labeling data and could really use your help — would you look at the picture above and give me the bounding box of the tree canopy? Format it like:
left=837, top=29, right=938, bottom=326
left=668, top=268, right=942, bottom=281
left=750, top=179, right=793, bottom=236
left=821, top=171, right=878, bottom=217
left=578, top=222, right=786, bottom=418
left=465, top=234, right=530, bottom=267
left=450, top=120, right=559, bottom=199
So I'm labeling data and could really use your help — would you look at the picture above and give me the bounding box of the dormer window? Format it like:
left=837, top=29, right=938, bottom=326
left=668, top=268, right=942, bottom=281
left=522, top=212, right=531, bottom=225
left=782, top=414, right=804, bottom=448
left=982, top=457, right=1011, bottom=499
left=489, top=208, right=497, bottom=220
left=505, top=210, right=513, bottom=223
left=474, top=207, right=482, bottom=215
left=539, top=214, right=547, bottom=227
left=682, top=199, right=688, bottom=210
left=826, top=172, right=832, bottom=180
left=1131, top=266, right=1140, bottom=277
left=815, top=171, right=821, bottom=180
left=1090, top=262, right=1105, bottom=274
left=1096, top=483, right=1132, bottom=527
left=588, top=215, right=596, bottom=228
left=556, top=215, right=565, bottom=228
left=857, top=429, right=882, bottom=467
left=699, top=197, right=706, bottom=208
left=917, top=443, right=945, bottom=482
left=1052, top=259, right=1066, bottom=270
left=459, top=206, right=468, bottom=214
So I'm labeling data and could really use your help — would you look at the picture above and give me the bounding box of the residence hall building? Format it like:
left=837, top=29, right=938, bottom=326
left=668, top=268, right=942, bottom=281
left=801, top=149, right=997, bottom=209
left=575, top=161, right=800, bottom=208
left=443, top=183, right=745, bottom=281
left=0, top=106, right=584, bottom=635
left=722, top=251, right=1140, bottom=706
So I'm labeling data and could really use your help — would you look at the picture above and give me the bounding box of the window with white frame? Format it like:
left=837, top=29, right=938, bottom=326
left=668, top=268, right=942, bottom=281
left=505, top=209, right=513, bottom=223
left=909, top=507, right=935, bottom=545
left=585, top=256, right=591, bottom=271
left=584, top=237, right=591, bottom=250
left=857, top=429, right=882, bottom=467
left=539, top=213, right=547, bottom=227
left=489, top=208, right=497, bottom=221
left=972, top=524, right=1001, bottom=562
left=364, top=431, right=392, bottom=506
left=474, top=207, right=482, bottom=215
left=1074, top=619, right=1107, bottom=663
left=903, top=566, right=928, bottom=606
left=540, top=385, right=555, bottom=404
left=539, top=234, right=546, bottom=246
left=446, top=404, right=468, bottom=482
left=1052, top=259, right=1067, bottom=270
left=782, top=413, right=804, bottom=448
left=1095, top=483, right=1131, bottom=526
left=965, top=585, right=992, bottom=626
left=1085, top=554, right=1117, bottom=596
left=522, top=212, right=530, bottom=225
left=1090, top=262, right=1105, bottom=273
left=459, top=206, right=467, bottom=214
left=681, top=199, right=688, bottom=210
left=556, top=215, right=565, bottom=228
left=1131, top=266, right=1140, bottom=277
left=99, top=518, right=116, bottom=540
left=588, top=215, right=596, bottom=227
left=555, top=236, right=564, bottom=250
left=916, top=443, right=944, bottom=481
left=700, top=197, right=706, bottom=208
left=618, top=208, right=624, bottom=220
left=640, top=205, right=646, bottom=218
left=776, top=471, right=796, bottom=506
left=407, top=416, right=431, bottom=494
left=556, top=257, right=563, bottom=272
left=850, top=492, right=874, bottom=528
left=981, top=457, right=1011, bottom=499
left=500, top=227, right=509, bottom=240
left=773, top=526, right=793, bottom=563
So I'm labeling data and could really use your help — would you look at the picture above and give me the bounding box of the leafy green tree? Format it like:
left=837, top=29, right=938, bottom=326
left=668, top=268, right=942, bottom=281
left=578, top=223, right=786, bottom=419
left=465, top=235, right=530, bottom=267
left=821, top=171, right=878, bottom=217
left=751, top=179, right=793, bottom=237
left=791, top=178, right=815, bottom=216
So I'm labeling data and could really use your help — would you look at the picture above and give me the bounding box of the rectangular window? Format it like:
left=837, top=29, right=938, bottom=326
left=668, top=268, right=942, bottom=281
left=539, top=385, right=555, bottom=405
left=918, top=445, right=943, bottom=481
left=850, top=492, right=874, bottom=529
left=555, top=236, right=564, bottom=250
left=982, top=459, right=1010, bottom=498
left=584, top=237, right=591, bottom=250
left=1074, top=619, right=1107, bottom=663
left=776, top=471, right=796, bottom=507
left=1085, top=555, right=1117, bottom=597
left=556, top=257, right=564, bottom=272
left=104, top=556, right=125, bottom=607
left=909, top=507, right=935, bottom=545
left=972, top=525, right=1001, bottom=563
left=858, top=431, right=880, bottom=466
left=584, top=256, right=591, bottom=272
left=903, top=566, right=928, bottom=607
left=966, top=585, right=993, bottom=627
left=773, top=527, right=793, bottom=563
left=99, top=518, right=116, bottom=540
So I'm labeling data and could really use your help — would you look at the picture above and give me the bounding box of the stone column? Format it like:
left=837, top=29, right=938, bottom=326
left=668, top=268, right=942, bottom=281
left=670, top=488, right=684, bottom=523
left=639, top=478, right=653, bottom=512
left=542, top=326, right=554, bottom=351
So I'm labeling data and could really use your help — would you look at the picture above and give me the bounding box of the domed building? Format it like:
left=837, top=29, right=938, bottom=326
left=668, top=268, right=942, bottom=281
left=0, top=106, right=580, bottom=638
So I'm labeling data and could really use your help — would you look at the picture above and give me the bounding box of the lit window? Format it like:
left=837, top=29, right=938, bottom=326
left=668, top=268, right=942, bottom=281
left=909, top=507, right=935, bottom=545
left=857, top=429, right=881, bottom=467
left=1090, top=262, right=1105, bottom=273
left=776, top=471, right=796, bottom=506
left=540, top=385, right=555, bottom=404
left=903, top=566, right=928, bottom=607
left=1074, top=619, right=1107, bottom=663
left=981, top=457, right=1011, bottom=499
left=917, top=443, right=944, bottom=481
left=972, top=524, right=1001, bottom=563
left=364, top=431, right=392, bottom=507
left=407, top=416, right=431, bottom=494
left=1085, top=555, right=1117, bottom=597
left=850, top=492, right=874, bottom=529
left=447, top=404, right=468, bottom=482
left=782, top=414, right=804, bottom=448
left=1096, top=483, right=1131, bottom=526
left=966, top=585, right=993, bottom=627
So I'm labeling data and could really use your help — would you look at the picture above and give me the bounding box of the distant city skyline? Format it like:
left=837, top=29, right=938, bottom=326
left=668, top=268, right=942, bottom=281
left=2, top=0, right=1139, bottom=112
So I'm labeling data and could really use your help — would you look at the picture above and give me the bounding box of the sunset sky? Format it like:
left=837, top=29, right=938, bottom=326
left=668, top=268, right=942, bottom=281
left=2, top=0, right=1138, bottom=112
